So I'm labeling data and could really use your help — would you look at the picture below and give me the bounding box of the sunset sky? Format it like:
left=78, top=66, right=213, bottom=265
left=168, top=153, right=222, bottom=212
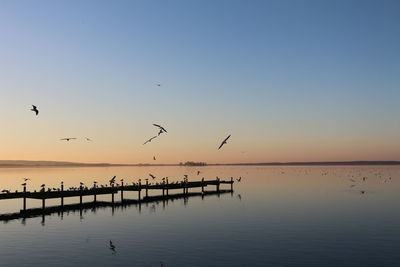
left=1, top=0, right=399, bottom=164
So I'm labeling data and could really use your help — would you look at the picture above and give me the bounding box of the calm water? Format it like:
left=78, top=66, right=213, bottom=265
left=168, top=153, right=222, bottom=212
left=1, top=165, right=400, bottom=266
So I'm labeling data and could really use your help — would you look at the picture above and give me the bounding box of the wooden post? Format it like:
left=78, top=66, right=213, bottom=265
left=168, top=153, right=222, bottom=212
left=138, top=181, right=141, bottom=201
left=121, top=180, right=124, bottom=202
left=145, top=180, right=149, bottom=197
left=166, top=178, right=169, bottom=196
left=23, top=184, right=26, bottom=212
left=42, top=198, right=45, bottom=210
left=230, top=177, right=233, bottom=191
left=111, top=184, right=115, bottom=204
left=80, top=185, right=83, bottom=205
left=93, top=182, right=97, bottom=203
left=201, top=178, right=205, bottom=193
left=61, top=182, right=64, bottom=207
left=216, top=177, right=220, bottom=193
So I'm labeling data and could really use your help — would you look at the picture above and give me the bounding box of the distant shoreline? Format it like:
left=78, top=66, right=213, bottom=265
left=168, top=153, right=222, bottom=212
left=0, top=160, right=400, bottom=168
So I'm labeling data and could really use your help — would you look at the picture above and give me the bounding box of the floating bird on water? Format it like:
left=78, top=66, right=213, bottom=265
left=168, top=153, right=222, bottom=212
left=149, top=174, right=156, bottom=180
left=143, top=136, right=157, bottom=145
left=153, top=124, right=167, bottom=134
left=60, top=138, right=77, bottom=141
left=30, top=105, right=39, bottom=116
left=109, top=240, right=116, bottom=254
left=218, top=134, right=231, bottom=150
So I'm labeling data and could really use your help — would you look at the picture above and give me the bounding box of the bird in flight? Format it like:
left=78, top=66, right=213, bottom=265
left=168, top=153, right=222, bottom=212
left=153, top=124, right=167, bottom=135
left=30, top=105, right=39, bottom=116
left=218, top=134, right=231, bottom=150
left=22, top=178, right=31, bottom=181
left=236, top=177, right=242, bottom=182
left=149, top=174, right=156, bottom=180
left=21, top=183, right=26, bottom=186
left=143, top=136, right=157, bottom=145
left=85, top=137, right=92, bottom=141
left=109, top=176, right=116, bottom=185
left=156, top=83, right=161, bottom=87
left=197, top=171, right=201, bottom=176
left=60, top=138, right=77, bottom=141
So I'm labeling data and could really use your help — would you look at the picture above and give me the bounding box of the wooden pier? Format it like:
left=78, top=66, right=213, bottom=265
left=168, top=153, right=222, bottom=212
left=0, top=178, right=234, bottom=221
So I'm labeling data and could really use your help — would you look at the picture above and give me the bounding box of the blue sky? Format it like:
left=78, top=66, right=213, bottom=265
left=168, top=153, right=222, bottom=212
left=0, top=0, right=399, bottom=163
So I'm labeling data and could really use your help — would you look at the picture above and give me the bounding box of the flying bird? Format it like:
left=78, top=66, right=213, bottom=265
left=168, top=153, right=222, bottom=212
left=60, top=138, right=77, bottom=141
left=22, top=178, right=31, bottom=181
left=197, top=171, right=201, bottom=176
left=30, top=105, right=39, bottom=116
left=109, top=176, right=116, bottom=184
left=149, top=174, right=156, bottom=180
left=153, top=124, right=167, bottom=134
left=156, top=84, right=161, bottom=87
left=109, top=240, right=116, bottom=254
left=143, top=136, right=157, bottom=145
left=21, top=183, right=26, bottom=186
left=85, top=137, right=92, bottom=141
left=218, top=134, right=231, bottom=150
left=236, top=177, right=242, bottom=182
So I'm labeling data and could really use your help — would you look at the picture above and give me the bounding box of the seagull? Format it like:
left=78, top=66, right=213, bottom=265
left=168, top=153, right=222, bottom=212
left=30, top=105, right=39, bottom=116
left=60, top=138, right=77, bottom=141
left=153, top=124, right=167, bottom=134
left=218, top=134, right=231, bottom=150
left=236, top=177, right=242, bottom=182
left=109, top=176, right=116, bottom=184
left=85, top=137, right=92, bottom=141
left=23, top=178, right=31, bottom=181
left=197, top=171, right=201, bottom=176
left=149, top=174, right=156, bottom=180
left=143, top=136, right=157, bottom=145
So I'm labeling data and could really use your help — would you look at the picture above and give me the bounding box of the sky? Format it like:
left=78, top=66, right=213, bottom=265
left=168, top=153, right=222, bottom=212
left=0, top=0, right=399, bottom=164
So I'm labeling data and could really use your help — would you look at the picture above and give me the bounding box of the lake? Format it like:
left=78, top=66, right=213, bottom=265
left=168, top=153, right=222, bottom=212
left=1, top=165, right=399, bottom=266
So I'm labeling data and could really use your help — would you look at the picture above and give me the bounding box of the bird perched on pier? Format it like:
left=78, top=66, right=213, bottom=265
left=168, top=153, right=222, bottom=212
left=109, top=176, right=116, bottom=185
left=60, top=137, right=77, bottom=141
left=2, top=189, right=10, bottom=193
left=143, top=136, right=157, bottom=145
left=218, top=134, right=231, bottom=150
left=40, top=184, right=45, bottom=187
left=153, top=124, right=167, bottom=135
left=30, top=105, right=39, bottom=116
left=149, top=174, right=156, bottom=180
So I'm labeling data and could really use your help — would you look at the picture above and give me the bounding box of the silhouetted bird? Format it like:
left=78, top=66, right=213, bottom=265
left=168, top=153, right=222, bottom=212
left=218, top=134, right=231, bottom=150
left=153, top=156, right=156, bottom=161
left=23, top=178, right=31, bottom=181
left=30, top=105, right=39, bottom=116
left=156, top=84, right=161, bottom=87
left=143, top=136, right=157, bottom=145
left=153, top=124, right=167, bottom=134
left=109, top=176, right=116, bottom=185
left=236, top=177, right=242, bottom=182
left=85, top=137, right=92, bottom=141
left=197, top=171, right=201, bottom=176
left=149, top=174, right=156, bottom=180
left=1, top=189, right=10, bottom=193
left=60, top=138, right=77, bottom=141
left=21, top=183, right=26, bottom=186
left=109, top=240, right=116, bottom=254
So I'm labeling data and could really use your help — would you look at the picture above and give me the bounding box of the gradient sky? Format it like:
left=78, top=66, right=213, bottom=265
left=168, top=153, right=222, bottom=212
left=0, top=0, right=399, bottom=164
